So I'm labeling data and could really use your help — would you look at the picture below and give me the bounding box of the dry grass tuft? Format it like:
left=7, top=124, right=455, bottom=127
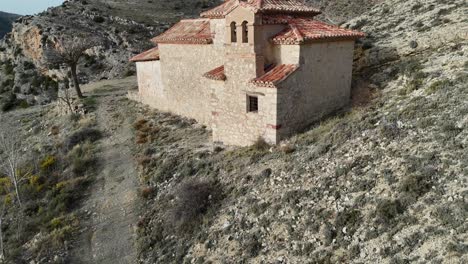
left=133, top=118, right=149, bottom=130
left=252, top=137, right=270, bottom=151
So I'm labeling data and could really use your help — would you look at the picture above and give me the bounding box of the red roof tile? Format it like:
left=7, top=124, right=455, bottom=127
left=251, top=64, right=299, bottom=88
left=129, top=47, right=160, bottom=62
left=152, top=19, right=212, bottom=45
left=267, top=16, right=365, bottom=44
left=203, top=65, right=226, bottom=81
left=201, top=0, right=238, bottom=19
left=244, top=0, right=321, bottom=15
left=201, top=0, right=320, bottom=18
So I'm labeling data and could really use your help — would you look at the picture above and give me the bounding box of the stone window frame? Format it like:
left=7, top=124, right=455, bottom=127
left=230, top=22, right=237, bottom=43
left=247, top=95, right=259, bottom=113
left=241, top=21, right=249, bottom=43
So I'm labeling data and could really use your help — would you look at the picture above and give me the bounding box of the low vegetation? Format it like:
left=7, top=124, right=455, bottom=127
left=0, top=99, right=102, bottom=262
left=132, top=26, right=467, bottom=263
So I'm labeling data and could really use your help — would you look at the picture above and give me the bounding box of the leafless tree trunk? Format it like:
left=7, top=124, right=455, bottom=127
left=43, top=36, right=99, bottom=99
left=70, top=63, right=83, bottom=98
left=0, top=200, right=6, bottom=261
left=58, top=86, right=75, bottom=114
left=0, top=127, right=23, bottom=207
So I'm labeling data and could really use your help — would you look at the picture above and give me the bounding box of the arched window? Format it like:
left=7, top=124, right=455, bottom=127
left=241, top=21, right=248, bottom=43
left=230, top=22, right=237, bottom=43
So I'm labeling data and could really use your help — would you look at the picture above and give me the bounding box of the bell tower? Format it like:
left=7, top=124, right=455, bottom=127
left=224, top=4, right=265, bottom=80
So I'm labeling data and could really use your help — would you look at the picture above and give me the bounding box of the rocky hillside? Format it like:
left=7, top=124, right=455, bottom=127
left=133, top=0, right=468, bottom=263
left=0, top=0, right=380, bottom=110
left=307, top=0, right=383, bottom=24
left=0, top=0, right=465, bottom=263
left=0, top=0, right=220, bottom=108
left=0, top=11, right=20, bottom=39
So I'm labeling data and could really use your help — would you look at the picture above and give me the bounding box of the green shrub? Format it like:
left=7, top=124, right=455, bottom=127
left=398, top=173, right=432, bottom=206
left=375, top=199, right=405, bottom=225
left=252, top=137, right=270, bottom=151
left=3, top=60, right=14, bottom=75
left=166, top=179, right=222, bottom=234
left=81, top=96, right=97, bottom=111
left=1, top=78, right=14, bottom=90
left=65, top=128, right=102, bottom=150
left=426, top=79, right=451, bottom=94
left=93, top=16, right=105, bottom=23
left=397, top=59, right=427, bottom=95
left=40, top=155, right=57, bottom=172
left=441, top=121, right=462, bottom=137
left=23, top=61, right=36, bottom=70
left=18, top=99, right=29, bottom=109
left=14, top=47, right=22, bottom=56
left=124, top=68, right=136, bottom=77
left=432, top=201, right=467, bottom=229
left=446, top=241, right=468, bottom=256
left=244, top=234, right=262, bottom=257
left=335, top=209, right=361, bottom=245
left=50, top=217, right=63, bottom=229
left=404, top=71, right=426, bottom=93
left=68, top=143, right=97, bottom=175
left=1, top=93, right=18, bottom=112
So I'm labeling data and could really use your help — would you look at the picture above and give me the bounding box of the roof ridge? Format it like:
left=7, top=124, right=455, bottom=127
left=129, top=47, right=160, bottom=62
left=270, top=18, right=365, bottom=45
left=180, top=18, right=210, bottom=22
left=203, top=65, right=226, bottom=81
left=201, top=0, right=320, bottom=19
left=251, top=64, right=300, bottom=88
left=152, top=19, right=213, bottom=45
left=290, top=23, right=304, bottom=44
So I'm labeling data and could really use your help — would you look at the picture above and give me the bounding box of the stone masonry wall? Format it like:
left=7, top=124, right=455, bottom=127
left=135, top=61, right=166, bottom=108
left=212, top=79, right=279, bottom=146
left=276, top=41, right=355, bottom=139
left=209, top=7, right=284, bottom=146
left=210, top=19, right=226, bottom=47
left=157, top=43, right=225, bottom=126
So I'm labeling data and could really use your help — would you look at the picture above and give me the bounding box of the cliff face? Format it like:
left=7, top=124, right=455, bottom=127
left=0, top=0, right=221, bottom=107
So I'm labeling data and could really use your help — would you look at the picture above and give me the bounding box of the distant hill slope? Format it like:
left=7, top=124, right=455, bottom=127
left=0, top=11, right=20, bottom=38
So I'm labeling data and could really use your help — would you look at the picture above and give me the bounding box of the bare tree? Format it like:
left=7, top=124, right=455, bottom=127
left=0, top=193, right=7, bottom=261
left=58, top=85, right=75, bottom=114
left=44, top=36, right=99, bottom=98
left=0, top=123, right=28, bottom=207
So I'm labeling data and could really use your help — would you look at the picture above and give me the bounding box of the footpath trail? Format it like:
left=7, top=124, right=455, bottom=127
left=70, top=77, right=140, bottom=264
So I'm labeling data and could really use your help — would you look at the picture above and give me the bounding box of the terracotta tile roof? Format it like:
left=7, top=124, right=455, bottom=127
left=251, top=64, right=299, bottom=88
left=200, top=0, right=320, bottom=18
left=201, top=0, right=238, bottom=18
left=152, top=19, right=212, bottom=45
left=244, top=0, right=321, bottom=15
left=267, top=16, right=365, bottom=44
left=203, top=65, right=226, bottom=81
left=129, top=47, right=160, bottom=62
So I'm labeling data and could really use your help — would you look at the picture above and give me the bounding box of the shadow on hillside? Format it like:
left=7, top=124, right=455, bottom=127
left=351, top=42, right=401, bottom=107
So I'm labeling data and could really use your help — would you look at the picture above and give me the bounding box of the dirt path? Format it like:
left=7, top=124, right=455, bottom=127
left=70, top=77, right=140, bottom=263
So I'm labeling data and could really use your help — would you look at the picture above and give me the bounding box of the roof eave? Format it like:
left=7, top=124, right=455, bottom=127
left=271, top=34, right=365, bottom=45
left=152, top=39, right=213, bottom=45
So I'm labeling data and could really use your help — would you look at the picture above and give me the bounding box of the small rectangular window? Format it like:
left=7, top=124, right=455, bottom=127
left=247, top=95, right=258, bottom=112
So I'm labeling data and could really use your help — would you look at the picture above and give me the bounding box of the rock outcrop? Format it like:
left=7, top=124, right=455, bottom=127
left=0, top=0, right=221, bottom=107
